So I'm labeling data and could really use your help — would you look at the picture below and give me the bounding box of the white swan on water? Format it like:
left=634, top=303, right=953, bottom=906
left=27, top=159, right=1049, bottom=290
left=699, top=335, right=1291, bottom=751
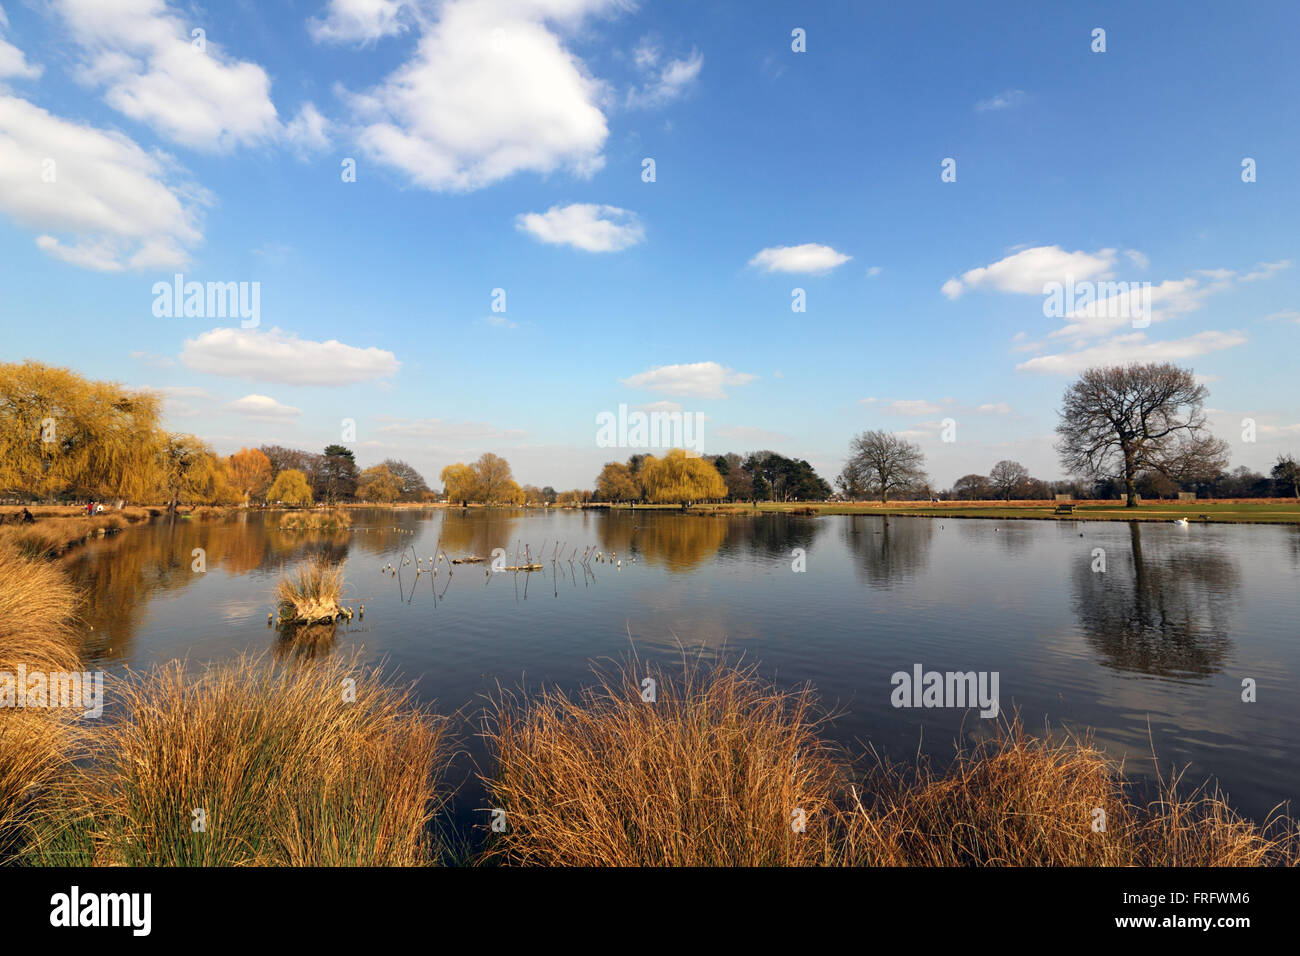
left=1173, top=517, right=1189, bottom=527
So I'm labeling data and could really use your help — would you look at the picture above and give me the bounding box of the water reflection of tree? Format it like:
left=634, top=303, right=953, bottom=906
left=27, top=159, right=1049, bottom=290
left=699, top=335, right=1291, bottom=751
left=842, top=515, right=934, bottom=587
left=61, top=515, right=351, bottom=661
left=596, top=512, right=729, bottom=572
left=1071, top=522, right=1239, bottom=678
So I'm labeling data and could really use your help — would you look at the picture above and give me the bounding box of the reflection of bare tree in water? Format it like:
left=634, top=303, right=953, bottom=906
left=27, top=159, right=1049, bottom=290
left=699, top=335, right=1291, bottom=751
left=843, top=515, right=934, bottom=587
left=721, top=514, right=821, bottom=560
left=1072, top=522, right=1239, bottom=678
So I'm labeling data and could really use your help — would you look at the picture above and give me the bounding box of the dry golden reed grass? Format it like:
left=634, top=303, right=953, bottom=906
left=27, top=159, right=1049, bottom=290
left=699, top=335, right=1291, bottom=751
left=0, top=542, right=85, bottom=864
left=0, top=709, right=85, bottom=864
left=480, top=653, right=848, bottom=866
left=0, top=513, right=129, bottom=558
left=278, top=508, right=352, bottom=532
left=276, top=555, right=346, bottom=622
left=482, top=660, right=1298, bottom=867
left=828, top=723, right=1296, bottom=867
left=81, top=654, right=455, bottom=866
left=0, top=541, right=80, bottom=674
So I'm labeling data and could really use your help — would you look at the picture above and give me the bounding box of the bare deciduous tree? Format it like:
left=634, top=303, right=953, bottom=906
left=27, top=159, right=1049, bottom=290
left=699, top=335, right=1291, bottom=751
left=844, top=430, right=928, bottom=503
left=1056, top=363, right=1228, bottom=508
left=988, top=460, right=1030, bottom=500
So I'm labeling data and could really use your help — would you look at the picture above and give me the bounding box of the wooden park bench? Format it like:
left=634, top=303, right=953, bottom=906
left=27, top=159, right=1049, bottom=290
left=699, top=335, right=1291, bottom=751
left=1053, top=503, right=1076, bottom=515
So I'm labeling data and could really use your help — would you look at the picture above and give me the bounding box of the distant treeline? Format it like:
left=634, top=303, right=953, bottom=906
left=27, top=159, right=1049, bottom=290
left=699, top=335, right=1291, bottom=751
left=3, top=360, right=1296, bottom=507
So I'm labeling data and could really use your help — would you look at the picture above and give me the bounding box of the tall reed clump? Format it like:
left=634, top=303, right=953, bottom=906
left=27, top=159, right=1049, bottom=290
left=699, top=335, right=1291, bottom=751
left=279, top=509, right=351, bottom=533
left=0, top=541, right=84, bottom=864
left=838, top=723, right=1299, bottom=867
left=276, top=555, right=346, bottom=623
left=480, top=654, right=849, bottom=866
left=0, top=541, right=81, bottom=674
left=0, top=514, right=127, bottom=558
left=86, top=654, right=455, bottom=866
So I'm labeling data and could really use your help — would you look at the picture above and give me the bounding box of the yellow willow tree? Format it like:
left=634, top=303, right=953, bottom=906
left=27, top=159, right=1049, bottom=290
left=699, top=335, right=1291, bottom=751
left=228, top=447, right=273, bottom=503
left=0, top=361, right=166, bottom=501
left=357, top=464, right=403, bottom=502
left=267, top=468, right=313, bottom=506
left=472, top=452, right=514, bottom=503
left=441, top=463, right=479, bottom=503
left=640, top=450, right=727, bottom=506
left=595, top=461, right=639, bottom=502
left=160, top=434, right=239, bottom=508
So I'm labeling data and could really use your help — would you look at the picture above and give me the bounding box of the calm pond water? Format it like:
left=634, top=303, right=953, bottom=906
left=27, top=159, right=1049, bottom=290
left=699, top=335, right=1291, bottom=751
left=60, top=508, right=1300, bottom=823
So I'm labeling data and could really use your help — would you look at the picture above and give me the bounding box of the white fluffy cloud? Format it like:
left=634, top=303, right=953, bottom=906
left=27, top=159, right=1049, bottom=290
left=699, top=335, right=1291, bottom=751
left=626, top=47, right=703, bottom=108
left=180, top=327, right=400, bottom=385
left=225, top=394, right=302, bottom=420
left=0, top=6, right=40, bottom=79
left=942, top=245, right=1117, bottom=298
left=284, top=103, right=332, bottom=153
left=1016, top=330, right=1247, bottom=375
left=309, top=0, right=415, bottom=44
left=515, top=203, right=644, bottom=252
left=749, top=243, right=851, bottom=274
left=54, top=0, right=281, bottom=151
left=887, top=399, right=944, bottom=416
left=342, top=0, right=620, bottom=191
left=621, top=361, right=757, bottom=399
left=0, top=94, right=205, bottom=270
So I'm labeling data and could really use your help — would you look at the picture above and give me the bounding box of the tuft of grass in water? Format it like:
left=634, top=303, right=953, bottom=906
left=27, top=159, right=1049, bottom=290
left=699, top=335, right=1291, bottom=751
left=82, top=654, right=455, bottom=866
left=838, top=723, right=1299, bottom=866
left=276, top=555, right=345, bottom=623
left=479, top=653, right=848, bottom=866
left=279, top=509, right=351, bottom=533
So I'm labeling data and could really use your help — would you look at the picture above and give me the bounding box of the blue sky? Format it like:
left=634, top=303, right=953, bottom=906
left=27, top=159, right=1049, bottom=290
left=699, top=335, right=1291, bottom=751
left=2, top=0, right=1297, bottom=490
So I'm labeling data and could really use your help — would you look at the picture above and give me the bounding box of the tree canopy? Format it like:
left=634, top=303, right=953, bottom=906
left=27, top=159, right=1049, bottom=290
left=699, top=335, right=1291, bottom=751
left=1056, top=363, right=1228, bottom=507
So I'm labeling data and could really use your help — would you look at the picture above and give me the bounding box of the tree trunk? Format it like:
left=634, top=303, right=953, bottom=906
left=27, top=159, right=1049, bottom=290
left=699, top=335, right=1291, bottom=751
left=1123, top=449, right=1138, bottom=507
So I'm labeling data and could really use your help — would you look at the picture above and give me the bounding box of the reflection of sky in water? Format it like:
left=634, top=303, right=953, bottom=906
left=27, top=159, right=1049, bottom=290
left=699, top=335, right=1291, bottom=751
left=60, top=509, right=1300, bottom=822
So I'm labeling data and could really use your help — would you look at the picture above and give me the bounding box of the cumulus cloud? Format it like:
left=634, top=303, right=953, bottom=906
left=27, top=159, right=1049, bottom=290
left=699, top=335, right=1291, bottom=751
left=749, top=243, right=851, bottom=274
left=309, top=0, right=416, bottom=44
left=515, top=203, right=643, bottom=252
left=0, top=94, right=205, bottom=271
left=53, top=0, right=281, bottom=151
left=179, top=327, right=400, bottom=385
left=1016, top=330, right=1247, bottom=375
left=0, top=7, right=40, bottom=79
left=284, top=102, right=332, bottom=153
left=225, top=394, right=302, bottom=420
left=626, top=47, right=703, bottom=108
left=621, top=361, right=757, bottom=399
left=341, top=0, right=621, bottom=191
left=887, top=399, right=944, bottom=416
left=942, top=245, right=1117, bottom=299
